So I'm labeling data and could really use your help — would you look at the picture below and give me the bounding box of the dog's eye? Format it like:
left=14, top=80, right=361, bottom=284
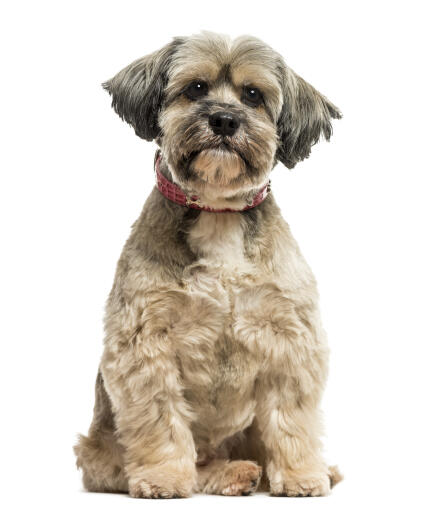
left=242, top=86, right=263, bottom=107
left=184, top=81, right=209, bottom=100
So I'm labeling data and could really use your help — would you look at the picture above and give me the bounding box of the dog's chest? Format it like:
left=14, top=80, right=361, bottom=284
left=178, top=213, right=259, bottom=440
left=187, top=212, right=248, bottom=270
left=184, top=212, right=255, bottom=333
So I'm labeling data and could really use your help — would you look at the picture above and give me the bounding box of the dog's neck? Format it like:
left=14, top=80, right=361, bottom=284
left=155, top=152, right=270, bottom=213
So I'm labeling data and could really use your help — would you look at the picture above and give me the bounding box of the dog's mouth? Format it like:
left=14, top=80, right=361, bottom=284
left=188, top=140, right=248, bottom=161
left=182, top=142, right=252, bottom=180
left=220, top=143, right=251, bottom=169
left=189, top=147, right=249, bottom=185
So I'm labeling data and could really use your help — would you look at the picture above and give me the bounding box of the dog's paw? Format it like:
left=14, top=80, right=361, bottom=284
left=129, top=480, right=180, bottom=499
left=220, top=460, right=262, bottom=496
left=128, top=464, right=195, bottom=499
left=269, top=468, right=331, bottom=497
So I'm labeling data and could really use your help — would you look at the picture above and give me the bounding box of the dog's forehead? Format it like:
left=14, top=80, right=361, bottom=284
left=168, top=33, right=282, bottom=91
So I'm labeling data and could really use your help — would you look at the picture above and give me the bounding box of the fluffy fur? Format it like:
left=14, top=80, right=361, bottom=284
left=74, top=32, right=342, bottom=498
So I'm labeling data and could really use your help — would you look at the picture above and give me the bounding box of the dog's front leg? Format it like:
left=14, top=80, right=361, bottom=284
left=234, top=287, right=334, bottom=495
left=255, top=377, right=333, bottom=497
left=100, top=326, right=197, bottom=498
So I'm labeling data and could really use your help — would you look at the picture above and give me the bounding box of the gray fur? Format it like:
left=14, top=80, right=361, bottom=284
left=114, top=190, right=200, bottom=285
left=276, top=67, right=342, bottom=168
left=103, top=38, right=184, bottom=141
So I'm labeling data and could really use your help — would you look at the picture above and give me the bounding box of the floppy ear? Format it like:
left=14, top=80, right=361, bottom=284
left=276, top=67, right=342, bottom=168
left=103, top=38, right=184, bottom=141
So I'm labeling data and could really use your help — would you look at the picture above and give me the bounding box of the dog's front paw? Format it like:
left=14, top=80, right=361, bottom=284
left=269, top=467, right=330, bottom=497
left=128, top=464, right=195, bottom=499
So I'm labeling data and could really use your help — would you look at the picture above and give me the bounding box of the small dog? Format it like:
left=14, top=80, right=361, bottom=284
left=75, top=32, right=342, bottom=498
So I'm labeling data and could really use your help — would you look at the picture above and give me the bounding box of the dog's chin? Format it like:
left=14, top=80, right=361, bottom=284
left=188, top=148, right=247, bottom=187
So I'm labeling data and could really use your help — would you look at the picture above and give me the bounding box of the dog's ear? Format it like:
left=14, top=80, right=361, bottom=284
left=103, top=38, right=184, bottom=141
left=276, top=66, right=342, bottom=169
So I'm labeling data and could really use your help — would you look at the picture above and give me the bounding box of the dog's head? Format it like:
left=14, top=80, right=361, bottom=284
left=104, top=32, right=341, bottom=196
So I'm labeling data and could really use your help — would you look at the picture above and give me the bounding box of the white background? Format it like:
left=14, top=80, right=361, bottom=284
left=1, top=1, right=444, bottom=509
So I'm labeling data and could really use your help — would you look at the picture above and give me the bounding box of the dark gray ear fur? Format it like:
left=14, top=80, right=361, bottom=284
left=103, top=38, right=184, bottom=141
left=277, top=67, right=342, bottom=168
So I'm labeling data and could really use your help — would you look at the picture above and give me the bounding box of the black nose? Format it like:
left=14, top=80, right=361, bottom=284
left=209, top=111, right=240, bottom=137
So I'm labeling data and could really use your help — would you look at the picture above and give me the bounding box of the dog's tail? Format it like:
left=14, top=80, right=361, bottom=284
left=328, top=465, right=343, bottom=488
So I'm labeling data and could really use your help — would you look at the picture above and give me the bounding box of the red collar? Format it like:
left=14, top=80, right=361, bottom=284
left=154, top=153, right=270, bottom=213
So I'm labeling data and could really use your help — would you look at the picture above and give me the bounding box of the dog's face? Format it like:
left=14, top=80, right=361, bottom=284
left=104, top=33, right=341, bottom=195
left=159, top=35, right=282, bottom=194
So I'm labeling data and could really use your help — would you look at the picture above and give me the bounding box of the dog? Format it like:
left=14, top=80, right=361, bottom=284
left=74, top=31, right=342, bottom=498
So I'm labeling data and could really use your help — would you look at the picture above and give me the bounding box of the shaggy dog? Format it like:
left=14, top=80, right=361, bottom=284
left=74, top=32, right=342, bottom=498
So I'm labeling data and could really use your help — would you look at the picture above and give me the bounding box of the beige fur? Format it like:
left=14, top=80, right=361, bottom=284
left=75, top=32, right=342, bottom=498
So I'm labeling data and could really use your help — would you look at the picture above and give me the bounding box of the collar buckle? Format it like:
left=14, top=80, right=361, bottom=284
left=185, top=196, right=202, bottom=207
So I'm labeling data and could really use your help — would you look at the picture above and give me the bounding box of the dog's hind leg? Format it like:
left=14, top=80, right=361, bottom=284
left=74, top=371, right=128, bottom=493
left=196, top=459, right=262, bottom=496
